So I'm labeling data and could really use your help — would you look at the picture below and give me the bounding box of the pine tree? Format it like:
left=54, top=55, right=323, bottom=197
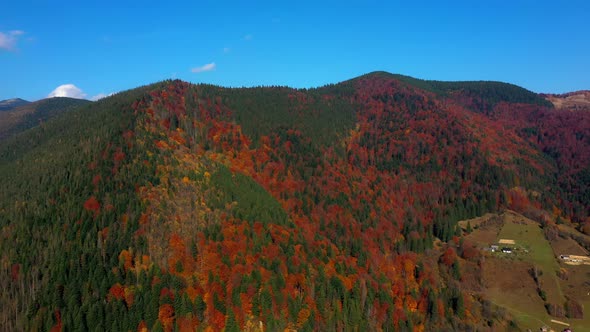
left=225, top=310, right=240, bottom=332
left=452, top=260, right=461, bottom=280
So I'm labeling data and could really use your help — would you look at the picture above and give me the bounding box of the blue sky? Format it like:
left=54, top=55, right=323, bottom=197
left=1, top=1, right=589, bottom=101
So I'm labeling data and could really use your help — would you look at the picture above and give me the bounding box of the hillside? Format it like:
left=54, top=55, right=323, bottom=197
left=0, top=98, right=30, bottom=111
left=543, top=91, right=590, bottom=111
left=459, top=210, right=590, bottom=331
left=0, top=97, right=91, bottom=140
left=351, top=71, right=554, bottom=110
left=0, top=73, right=588, bottom=331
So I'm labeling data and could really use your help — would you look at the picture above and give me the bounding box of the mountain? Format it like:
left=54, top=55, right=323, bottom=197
left=542, top=90, right=590, bottom=110
left=0, top=73, right=588, bottom=331
left=0, top=97, right=91, bottom=140
left=0, top=98, right=30, bottom=111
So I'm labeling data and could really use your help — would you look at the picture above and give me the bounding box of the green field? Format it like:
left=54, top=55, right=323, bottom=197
left=486, top=213, right=590, bottom=331
left=484, top=258, right=552, bottom=331
left=497, top=218, right=564, bottom=303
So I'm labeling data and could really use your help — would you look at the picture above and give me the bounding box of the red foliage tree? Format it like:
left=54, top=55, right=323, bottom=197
left=137, top=320, right=148, bottom=332
left=83, top=196, right=100, bottom=214
left=50, top=310, right=62, bottom=332
left=440, top=247, right=457, bottom=267
left=92, top=174, right=101, bottom=188
left=108, top=283, right=125, bottom=301
left=10, top=263, right=20, bottom=281
left=158, top=304, right=175, bottom=332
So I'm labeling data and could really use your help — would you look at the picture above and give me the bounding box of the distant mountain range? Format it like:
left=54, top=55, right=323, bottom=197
left=0, top=98, right=30, bottom=111
left=0, top=72, right=588, bottom=331
left=0, top=97, right=90, bottom=140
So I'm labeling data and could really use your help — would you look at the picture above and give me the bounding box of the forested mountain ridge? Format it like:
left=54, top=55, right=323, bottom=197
left=0, top=73, right=588, bottom=331
left=0, top=97, right=91, bottom=140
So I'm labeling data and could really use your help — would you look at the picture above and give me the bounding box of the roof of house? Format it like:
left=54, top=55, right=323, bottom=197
left=498, top=239, right=515, bottom=244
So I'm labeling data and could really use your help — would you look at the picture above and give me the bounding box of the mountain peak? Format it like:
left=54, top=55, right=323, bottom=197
left=0, top=98, right=30, bottom=111
left=338, top=72, right=553, bottom=109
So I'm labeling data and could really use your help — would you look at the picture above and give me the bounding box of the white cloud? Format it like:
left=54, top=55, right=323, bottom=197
left=90, top=92, right=114, bottom=101
left=47, top=84, right=87, bottom=99
left=0, top=30, right=25, bottom=51
left=191, top=62, right=216, bottom=73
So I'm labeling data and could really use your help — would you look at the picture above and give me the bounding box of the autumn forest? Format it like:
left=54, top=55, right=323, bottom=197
left=0, top=72, right=589, bottom=331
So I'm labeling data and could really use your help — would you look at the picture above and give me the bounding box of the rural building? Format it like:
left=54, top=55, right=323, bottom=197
left=560, top=254, right=590, bottom=265
left=498, top=239, right=515, bottom=245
